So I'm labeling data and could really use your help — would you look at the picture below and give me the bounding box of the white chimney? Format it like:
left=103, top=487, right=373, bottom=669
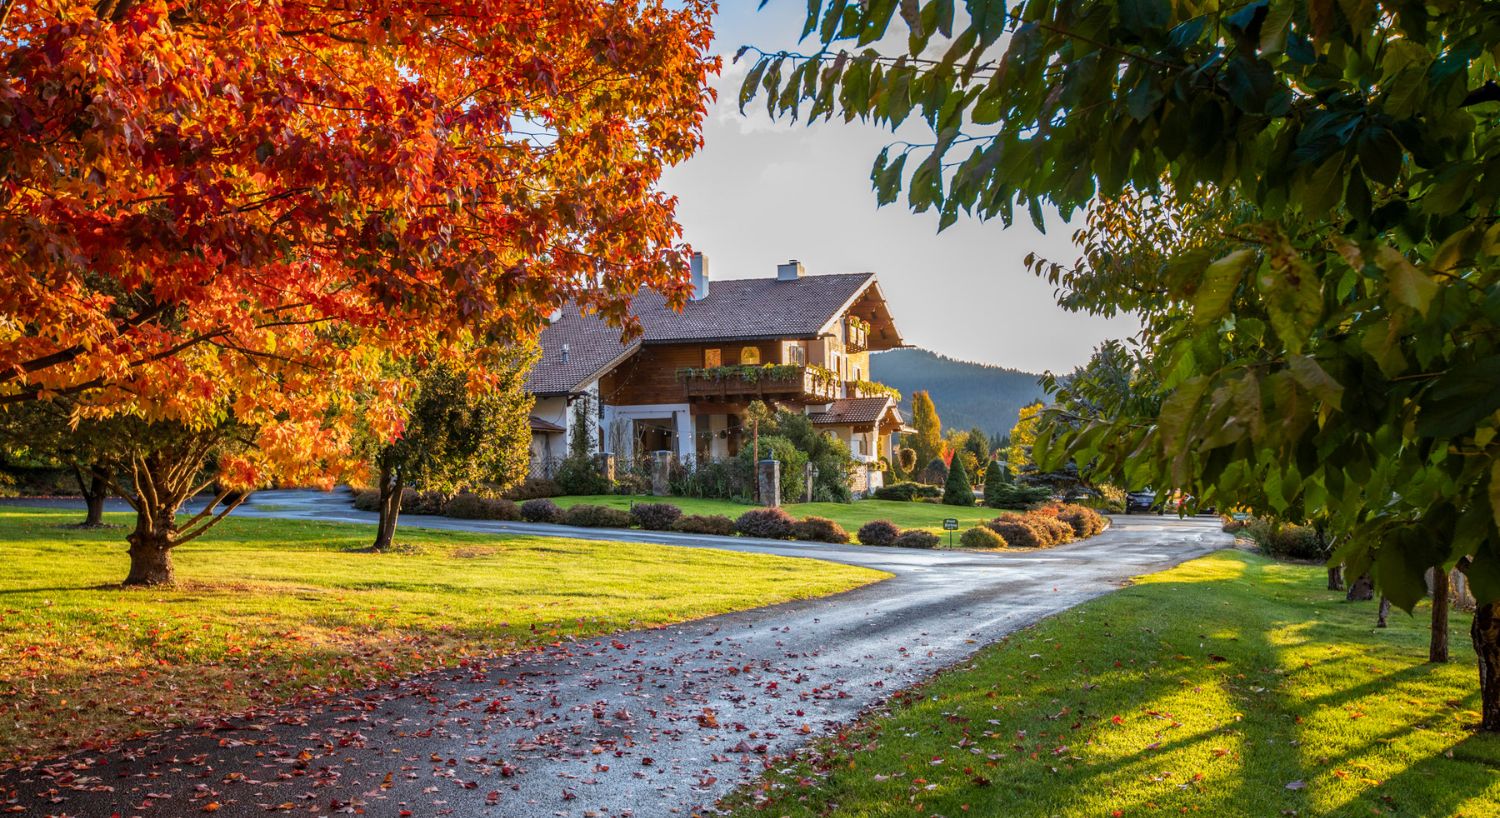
left=561, top=343, right=570, bottom=364
left=690, top=251, right=710, bottom=300
left=777, top=259, right=805, bottom=281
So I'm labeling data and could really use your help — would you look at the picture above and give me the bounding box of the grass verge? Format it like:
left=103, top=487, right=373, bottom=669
left=550, top=495, right=999, bottom=536
left=0, top=507, right=884, bottom=769
left=722, top=551, right=1500, bottom=818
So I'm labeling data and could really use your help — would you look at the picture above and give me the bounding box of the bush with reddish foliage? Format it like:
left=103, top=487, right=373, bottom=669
left=671, top=514, right=737, bottom=536
left=505, top=478, right=561, bottom=500
left=959, top=526, right=1007, bottom=549
left=857, top=519, right=900, bottom=547
left=520, top=498, right=562, bottom=523
left=735, top=507, right=797, bottom=539
left=561, top=504, right=632, bottom=528
left=987, top=515, right=1047, bottom=549
left=893, top=529, right=940, bottom=549
left=791, top=516, right=850, bottom=544
left=630, top=502, right=683, bottom=531
left=1055, top=503, right=1107, bottom=538
left=446, top=493, right=520, bottom=521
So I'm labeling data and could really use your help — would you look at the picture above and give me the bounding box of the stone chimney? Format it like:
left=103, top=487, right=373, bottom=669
left=690, top=251, right=710, bottom=300
left=777, top=259, right=805, bottom=281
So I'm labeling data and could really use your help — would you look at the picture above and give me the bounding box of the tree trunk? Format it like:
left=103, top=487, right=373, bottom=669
left=72, top=463, right=111, bottom=527
left=371, top=462, right=402, bottom=551
left=1473, top=600, right=1500, bottom=732
left=1430, top=569, right=1450, bottom=664
left=1346, top=572, right=1374, bottom=601
left=1327, top=564, right=1345, bottom=591
left=1376, top=596, right=1390, bottom=628
left=124, top=508, right=175, bottom=586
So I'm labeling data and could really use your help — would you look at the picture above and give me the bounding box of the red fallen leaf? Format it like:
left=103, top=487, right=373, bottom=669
left=485, top=791, right=500, bottom=805
left=562, top=790, right=577, bottom=801
left=1111, top=715, right=1124, bottom=725
left=202, top=803, right=221, bottom=813
left=499, top=763, right=515, bottom=777
left=641, top=757, right=654, bottom=766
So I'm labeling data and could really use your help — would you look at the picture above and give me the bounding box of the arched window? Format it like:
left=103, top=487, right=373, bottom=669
left=740, top=346, right=761, bottom=365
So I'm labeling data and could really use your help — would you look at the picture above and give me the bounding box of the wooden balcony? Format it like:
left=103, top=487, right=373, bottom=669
left=679, top=364, right=840, bottom=405
left=844, top=317, right=869, bottom=351
left=846, top=380, right=902, bottom=401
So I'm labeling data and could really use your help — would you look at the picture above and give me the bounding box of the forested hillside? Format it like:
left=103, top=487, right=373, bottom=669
left=871, top=348, right=1047, bottom=439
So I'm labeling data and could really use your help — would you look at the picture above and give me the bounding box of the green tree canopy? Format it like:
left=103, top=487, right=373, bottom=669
left=745, top=0, right=1500, bottom=728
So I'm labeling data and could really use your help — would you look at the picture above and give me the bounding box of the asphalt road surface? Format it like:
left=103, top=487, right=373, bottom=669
left=1, top=492, right=1231, bottom=817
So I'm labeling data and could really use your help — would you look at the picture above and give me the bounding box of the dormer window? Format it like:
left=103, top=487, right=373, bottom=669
left=740, top=346, right=761, bottom=365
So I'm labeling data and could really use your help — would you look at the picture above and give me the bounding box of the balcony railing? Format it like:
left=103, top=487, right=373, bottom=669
left=846, top=379, right=902, bottom=401
left=844, top=317, right=869, bottom=351
left=677, top=364, right=840, bottom=404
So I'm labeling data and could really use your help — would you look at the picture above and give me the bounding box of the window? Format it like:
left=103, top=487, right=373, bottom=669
left=740, top=346, right=761, bottom=365
left=784, top=343, right=805, bottom=365
left=704, top=348, right=721, bottom=368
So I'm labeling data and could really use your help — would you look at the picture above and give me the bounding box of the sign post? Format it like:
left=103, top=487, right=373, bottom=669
left=943, top=518, right=959, bottom=548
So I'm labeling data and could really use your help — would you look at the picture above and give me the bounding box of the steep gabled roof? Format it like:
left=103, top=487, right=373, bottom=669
left=527, top=272, right=900, bottom=395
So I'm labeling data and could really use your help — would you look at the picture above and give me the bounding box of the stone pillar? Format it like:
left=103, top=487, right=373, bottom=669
left=651, top=450, right=673, bottom=497
left=758, top=459, right=781, bottom=508
left=804, top=462, right=816, bottom=503
left=594, top=452, right=616, bottom=484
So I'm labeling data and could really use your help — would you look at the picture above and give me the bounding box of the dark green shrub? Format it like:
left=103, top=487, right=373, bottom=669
left=981, top=461, right=1009, bottom=507
left=671, top=514, right=737, bottom=536
left=403, top=488, right=446, bottom=515
left=791, top=516, right=850, bottom=544
left=893, top=529, right=940, bottom=549
left=506, top=478, right=561, bottom=500
left=735, top=507, right=796, bottom=539
left=351, top=489, right=380, bottom=511
left=561, top=504, right=631, bottom=528
left=987, top=516, right=1046, bottom=549
left=612, top=473, right=650, bottom=495
left=630, top=502, right=683, bottom=531
left=984, top=482, right=1052, bottom=510
left=1223, top=518, right=1251, bottom=535
left=873, top=482, right=941, bottom=501
left=959, top=526, right=1007, bottom=549
left=556, top=455, right=610, bottom=495
left=857, top=519, right=900, bottom=546
left=1260, top=522, right=1324, bottom=560
left=943, top=453, right=974, bottom=506
left=1056, top=504, right=1107, bottom=538
left=520, top=498, right=562, bottom=523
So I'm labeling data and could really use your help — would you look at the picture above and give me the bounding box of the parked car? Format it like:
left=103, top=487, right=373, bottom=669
left=1124, top=489, right=1157, bottom=513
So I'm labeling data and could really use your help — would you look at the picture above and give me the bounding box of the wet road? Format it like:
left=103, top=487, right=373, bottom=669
left=1, top=492, right=1231, bottom=817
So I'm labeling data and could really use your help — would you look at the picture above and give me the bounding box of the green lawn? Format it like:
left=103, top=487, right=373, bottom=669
left=722, top=551, right=1500, bottom=818
left=0, top=507, right=883, bottom=768
left=551, top=494, right=1000, bottom=535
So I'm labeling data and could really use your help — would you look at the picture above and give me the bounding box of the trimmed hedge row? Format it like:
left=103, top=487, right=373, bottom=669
left=347, top=492, right=1109, bottom=549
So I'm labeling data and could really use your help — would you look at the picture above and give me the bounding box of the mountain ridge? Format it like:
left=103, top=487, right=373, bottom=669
left=870, top=347, right=1048, bottom=440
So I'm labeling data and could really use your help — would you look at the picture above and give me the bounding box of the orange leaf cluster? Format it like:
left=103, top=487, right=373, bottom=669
left=0, top=0, right=718, bottom=482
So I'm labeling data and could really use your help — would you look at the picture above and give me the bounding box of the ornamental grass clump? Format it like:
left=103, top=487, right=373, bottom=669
left=1055, top=503, right=1107, bottom=538
left=987, top=516, right=1047, bottom=549
left=959, top=526, right=1008, bottom=549
left=735, top=507, right=797, bottom=539
left=1024, top=512, right=1076, bottom=546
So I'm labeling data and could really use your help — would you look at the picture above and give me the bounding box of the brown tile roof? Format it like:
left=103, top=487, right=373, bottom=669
left=527, top=273, right=885, bottom=395
left=808, top=397, right=898, bottom=427
left=523, top=307, right=641, bottom=396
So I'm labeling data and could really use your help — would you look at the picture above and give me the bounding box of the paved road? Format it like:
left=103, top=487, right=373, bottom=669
left=1, top=492, right=1231, bottom=817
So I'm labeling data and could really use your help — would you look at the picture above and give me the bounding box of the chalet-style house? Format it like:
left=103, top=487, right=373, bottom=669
left=524, top=256, right=908, bottom=495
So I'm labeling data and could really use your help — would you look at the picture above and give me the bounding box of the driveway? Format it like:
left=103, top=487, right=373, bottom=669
left=0, top=492, right=1231, bottom=817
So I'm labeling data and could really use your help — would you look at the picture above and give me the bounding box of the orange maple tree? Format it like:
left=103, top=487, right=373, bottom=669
left=0, top=0, right=718, bottom=583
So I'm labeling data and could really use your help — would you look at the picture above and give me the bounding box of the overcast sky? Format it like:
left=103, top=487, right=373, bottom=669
left=658, top=2, right=1139, bottom=375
